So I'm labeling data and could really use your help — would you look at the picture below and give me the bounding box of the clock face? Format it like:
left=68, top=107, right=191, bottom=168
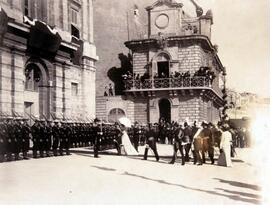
left=155, top=14, right=169, bottom=29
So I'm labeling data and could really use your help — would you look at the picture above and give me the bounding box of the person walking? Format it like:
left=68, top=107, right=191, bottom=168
left=169, top=124, right=185, bottom=165
left=143, top=123, right=159, bottom=161
left=218, top=123, right=233, bottom=167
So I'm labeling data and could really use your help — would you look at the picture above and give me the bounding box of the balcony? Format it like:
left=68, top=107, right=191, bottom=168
left=124, top=76, right=223, bottom=100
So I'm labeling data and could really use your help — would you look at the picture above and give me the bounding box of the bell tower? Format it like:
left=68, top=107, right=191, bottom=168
left=146, top=0, right=183, bottom=37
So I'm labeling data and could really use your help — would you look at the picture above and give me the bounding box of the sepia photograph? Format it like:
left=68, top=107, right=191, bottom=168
left=0, top=0, right=269, bottom=204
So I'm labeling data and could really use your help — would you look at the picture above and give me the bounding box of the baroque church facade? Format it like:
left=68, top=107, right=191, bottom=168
left=0, top=0, right=98, bottom=120
left=96, top=0, right=226, bottom=124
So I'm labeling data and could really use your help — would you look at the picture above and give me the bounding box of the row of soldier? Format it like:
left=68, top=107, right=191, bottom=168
left=0, top=117, right=147, bottom=162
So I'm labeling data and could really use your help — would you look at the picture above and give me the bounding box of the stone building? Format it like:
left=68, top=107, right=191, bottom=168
left=0, top=0, right=98, bottom=120
left=96, top=0, right=225, bottom=124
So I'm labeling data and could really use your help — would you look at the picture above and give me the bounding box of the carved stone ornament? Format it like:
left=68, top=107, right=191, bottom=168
left=157, top=33, right=167, bottom=49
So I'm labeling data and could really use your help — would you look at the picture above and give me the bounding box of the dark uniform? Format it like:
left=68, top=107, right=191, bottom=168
left=31, top=120, right=41, bottom=158
left=143, top=124, right=159, bottom=161
left=45, top=121, right=53, bottom=157
left=5, top=119, right=15, bottom=160
left=21, top=119, right=31, bottom=159
left=0, top=119, right=7, bottom=162
left=169, top=125, right=185, bottom=165
left=183, top=122, right=192, bottom=162
left=93, top=123, right=101, bottom=158
left=133, top=123, right=140, bottom=152
left=52, top=121, right=60, bottom=156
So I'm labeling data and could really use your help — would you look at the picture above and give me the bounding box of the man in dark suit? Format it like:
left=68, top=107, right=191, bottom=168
left=142, top=123, right=159, bottom=161
left=169, top=124, right=185, bottom=165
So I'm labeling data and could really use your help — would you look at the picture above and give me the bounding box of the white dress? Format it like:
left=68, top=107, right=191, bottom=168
left=121, top=130, right=139, bottom=155
left=218, top=130, right=233, bottom=167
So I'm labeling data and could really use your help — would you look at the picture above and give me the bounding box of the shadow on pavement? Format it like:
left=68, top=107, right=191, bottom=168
left=122, top=172, right=261, bottom=204
left=216, top=188, right=261, bottom=199
left=89, top=163, right=261, bottom=204
left=91, top=165, right=117, bottom=172
left=213, top=178, right=261, bottom=191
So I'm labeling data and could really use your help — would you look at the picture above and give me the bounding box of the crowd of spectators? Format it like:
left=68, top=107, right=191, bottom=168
left=122, top=66, right=216, bottom=89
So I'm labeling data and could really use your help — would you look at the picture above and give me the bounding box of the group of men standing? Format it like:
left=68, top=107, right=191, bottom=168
left=140, top=120, right=226, bottom=166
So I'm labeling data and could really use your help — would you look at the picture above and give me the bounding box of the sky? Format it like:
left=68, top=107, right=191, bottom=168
left=177, top=0, right=270, bottom=97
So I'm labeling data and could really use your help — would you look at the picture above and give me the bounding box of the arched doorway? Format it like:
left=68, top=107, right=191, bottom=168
left=159, top=98, right=171, bottom=122
left=108, top=108, right=126, bottom=123
left=156, top=53, right=170, bottom=78
left=24, top=60, right=50, bottom=120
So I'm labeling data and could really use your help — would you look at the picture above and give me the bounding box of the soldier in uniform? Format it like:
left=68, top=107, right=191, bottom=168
left=13, top=118, right=22, bottom=160
left=132, top=122, right=140, bottom=152
left=64, top=121, right=72, bottom=155
left=142, top=123, right=159, bottom=161
left=45, top=120, right=53, bottom=157
left=59, top=121, right=66, bottom=156
left=52, top=120, right=60, bottom=156
left=0, top=117, right=7, bottom=162
left=21, top=118, right=31, bottom=159
left=39, top=120, right=47, bottom=158
left=93, top=119, right=101, bottom=158
left=31, top=119, right=40, bottom=158
left=5, top=117, right=15, bottom=161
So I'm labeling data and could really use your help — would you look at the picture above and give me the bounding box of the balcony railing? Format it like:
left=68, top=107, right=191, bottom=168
left=124, top=77, right=222, bottom=98
left=124, top=77, right=211, bottom=89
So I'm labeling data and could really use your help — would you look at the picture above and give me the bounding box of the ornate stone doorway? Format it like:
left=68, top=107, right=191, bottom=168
left=24, top=60, right=50, bottom=119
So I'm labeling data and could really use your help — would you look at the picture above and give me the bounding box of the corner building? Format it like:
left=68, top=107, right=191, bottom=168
left=0, top=0, right=98, bottom=120
left=97, top=0, right=225, bottom=124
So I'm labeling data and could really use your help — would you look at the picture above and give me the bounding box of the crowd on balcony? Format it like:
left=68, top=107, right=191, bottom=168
left=122, top=66, right=216, bottom=90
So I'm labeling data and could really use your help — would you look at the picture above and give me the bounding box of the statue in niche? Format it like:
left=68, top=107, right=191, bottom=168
left=157, top=32, right=167, bottom=49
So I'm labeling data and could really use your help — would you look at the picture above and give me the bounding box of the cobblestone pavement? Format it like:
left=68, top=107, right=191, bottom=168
left=0, top=145, right=262, bottom=205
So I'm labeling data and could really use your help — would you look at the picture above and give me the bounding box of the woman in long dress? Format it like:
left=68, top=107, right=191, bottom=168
left=119, top=124, right=139, bottom=156
left=218, top=124, right=233, bottom=167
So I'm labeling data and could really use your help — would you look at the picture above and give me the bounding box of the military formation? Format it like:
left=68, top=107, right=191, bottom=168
left=0, top=116, right=148, bottom=162
left=0, top=114, right=246, bottom=165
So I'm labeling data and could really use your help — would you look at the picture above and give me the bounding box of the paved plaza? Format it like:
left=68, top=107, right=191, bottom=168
left=0, top=145, right=262, bottom=205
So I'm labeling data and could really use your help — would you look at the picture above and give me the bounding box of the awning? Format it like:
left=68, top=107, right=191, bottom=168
left=24, top=16, right=62, bottom=54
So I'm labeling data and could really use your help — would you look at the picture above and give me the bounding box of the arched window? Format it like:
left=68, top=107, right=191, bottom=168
left=156, top=52, right=170, bottom=78
left=25, top=63, right=41, bottom=91
left=108, top=108, right=126, bottom=122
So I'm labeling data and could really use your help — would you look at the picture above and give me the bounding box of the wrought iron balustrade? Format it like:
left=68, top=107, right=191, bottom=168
left=124, top=77, right=212, bottom=91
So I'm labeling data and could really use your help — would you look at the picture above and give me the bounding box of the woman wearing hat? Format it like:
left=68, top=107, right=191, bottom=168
left=218, top=123, right=233, bottom=167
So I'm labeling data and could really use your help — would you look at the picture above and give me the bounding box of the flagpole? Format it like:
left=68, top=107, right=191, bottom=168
left=126, top=11, right=130, bottom=41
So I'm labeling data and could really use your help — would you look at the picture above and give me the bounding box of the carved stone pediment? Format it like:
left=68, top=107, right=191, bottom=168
left=146, top=0, right=183, bottom=11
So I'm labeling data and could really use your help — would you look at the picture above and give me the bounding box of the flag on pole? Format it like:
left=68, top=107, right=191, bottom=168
left=134, top=4, right=139, bottom=16
left=133, top=4, right=144, bottom=39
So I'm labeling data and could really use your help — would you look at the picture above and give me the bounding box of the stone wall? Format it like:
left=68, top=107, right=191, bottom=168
left=0, top=35, right=25, bottom=115
left=133, top=98, right=148, bottom=124
left=178, top=96, right=201, bottom=123
left=133, top=51, right=148, bottom=76
left=178, top=43, right=206, bottom=74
